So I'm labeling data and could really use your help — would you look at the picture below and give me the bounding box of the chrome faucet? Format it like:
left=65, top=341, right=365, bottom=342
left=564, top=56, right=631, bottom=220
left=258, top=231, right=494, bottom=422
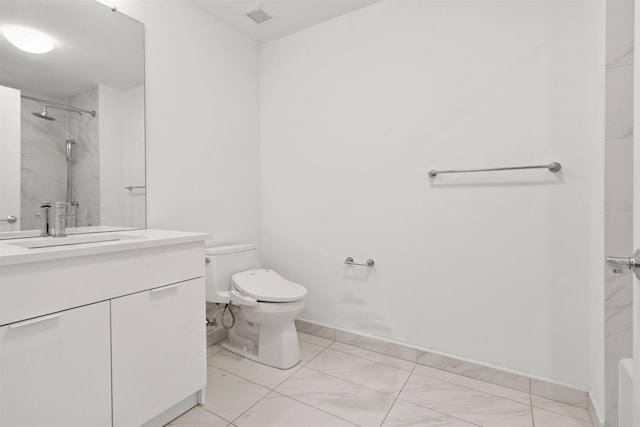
left=53, top=201, right=70, bottom=237
left=39, top=202, right=51, bottom=236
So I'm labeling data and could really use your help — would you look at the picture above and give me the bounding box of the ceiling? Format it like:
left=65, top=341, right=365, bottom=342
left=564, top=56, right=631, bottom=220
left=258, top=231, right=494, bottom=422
left=0, top=0, right=143, bottom=99
left=194, top=0, right=383, bottom=44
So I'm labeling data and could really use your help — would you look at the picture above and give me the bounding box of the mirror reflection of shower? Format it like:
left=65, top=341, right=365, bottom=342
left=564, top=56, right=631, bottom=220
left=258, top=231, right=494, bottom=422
left=23, top=94, right=97, bottom=228
left=65, top=139, right=78, bottom=227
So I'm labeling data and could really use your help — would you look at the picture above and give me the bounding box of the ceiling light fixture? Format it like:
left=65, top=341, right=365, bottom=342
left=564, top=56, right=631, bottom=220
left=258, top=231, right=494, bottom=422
left=2, top=26, right=55, bottom=54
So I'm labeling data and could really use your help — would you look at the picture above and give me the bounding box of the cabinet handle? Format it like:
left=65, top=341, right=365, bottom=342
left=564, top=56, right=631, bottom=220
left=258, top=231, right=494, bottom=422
left=10, top=313, right=64, bottom=329
left=150, top=283, right=181, bottom=293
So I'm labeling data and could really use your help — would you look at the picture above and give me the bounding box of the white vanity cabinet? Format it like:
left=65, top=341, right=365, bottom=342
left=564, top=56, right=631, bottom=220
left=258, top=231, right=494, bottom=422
left=0, top=301, right=112, bottom=427
left=0, top=230, right=210, bottom=427
left=111, top=278, right=206, bottom=427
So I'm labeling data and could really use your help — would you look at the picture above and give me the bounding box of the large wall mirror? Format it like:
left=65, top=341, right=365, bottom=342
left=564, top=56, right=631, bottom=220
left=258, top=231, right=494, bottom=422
left=0, top=0, right=145, bottom=239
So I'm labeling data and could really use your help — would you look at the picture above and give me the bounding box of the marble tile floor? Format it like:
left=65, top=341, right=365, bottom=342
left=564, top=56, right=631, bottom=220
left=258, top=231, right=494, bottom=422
left=167, top=333, right=592, bottom=427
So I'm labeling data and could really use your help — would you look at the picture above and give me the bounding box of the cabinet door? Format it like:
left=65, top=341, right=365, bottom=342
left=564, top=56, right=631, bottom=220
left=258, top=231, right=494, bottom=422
left=0, top=302, right=111, bottom=427
left=111, top=278, right=206, bottom=427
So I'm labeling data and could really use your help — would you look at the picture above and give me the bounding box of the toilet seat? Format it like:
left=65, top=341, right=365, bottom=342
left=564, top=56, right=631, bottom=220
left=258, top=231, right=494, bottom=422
left=232, top=269, right=307, bottom=303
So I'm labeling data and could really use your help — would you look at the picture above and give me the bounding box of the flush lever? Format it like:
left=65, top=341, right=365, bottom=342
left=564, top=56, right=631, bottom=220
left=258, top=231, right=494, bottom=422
left=606, top=250, right=640, bottom=279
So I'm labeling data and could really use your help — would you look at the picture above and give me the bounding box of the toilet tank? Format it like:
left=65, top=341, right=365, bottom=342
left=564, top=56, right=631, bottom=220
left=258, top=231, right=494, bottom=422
left=205, top=244, right=260, bottom=303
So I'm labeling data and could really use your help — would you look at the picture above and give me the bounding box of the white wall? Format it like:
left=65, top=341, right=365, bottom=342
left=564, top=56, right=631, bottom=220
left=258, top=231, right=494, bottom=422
left=0, top=85, right=20, bottom=232
left=100, top=0, right=260, bottom=244
left=122, top=85, right=145, bottom=228
left=98, top=84, right=145, bottom=229
left=98, top=85, right=126, bottom=226
left=260, top=0, right=605, bottom=390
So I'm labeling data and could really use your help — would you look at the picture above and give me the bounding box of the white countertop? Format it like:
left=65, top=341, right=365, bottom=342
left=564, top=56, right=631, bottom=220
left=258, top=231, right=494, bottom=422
left=0, top=229, right=211, bottom=267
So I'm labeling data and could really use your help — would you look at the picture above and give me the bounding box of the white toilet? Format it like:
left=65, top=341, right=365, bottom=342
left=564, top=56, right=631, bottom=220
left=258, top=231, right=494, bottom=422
left=205, top=244, right=307, bottom=369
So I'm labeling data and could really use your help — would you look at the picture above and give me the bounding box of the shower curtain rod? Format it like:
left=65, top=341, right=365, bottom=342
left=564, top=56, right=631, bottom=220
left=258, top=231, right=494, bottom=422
left=21, top=94, right=96, bottom=117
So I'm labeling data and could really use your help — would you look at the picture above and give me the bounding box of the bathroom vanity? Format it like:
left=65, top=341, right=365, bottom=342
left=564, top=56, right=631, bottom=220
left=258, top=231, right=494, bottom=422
left=0, top=229, right=210, bottom=427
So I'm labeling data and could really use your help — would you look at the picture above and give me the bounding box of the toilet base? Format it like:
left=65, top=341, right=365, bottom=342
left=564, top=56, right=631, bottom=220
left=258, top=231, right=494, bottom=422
left=222, top=340, right=259, bottom=363
left=222, top=302, right=303, bottom=370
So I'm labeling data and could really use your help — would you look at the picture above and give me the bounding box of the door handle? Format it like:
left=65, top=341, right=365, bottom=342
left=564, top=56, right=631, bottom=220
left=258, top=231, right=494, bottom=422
left=606, top=249, right=640, bottom=279
left=10, top=313, right=64, bottom=329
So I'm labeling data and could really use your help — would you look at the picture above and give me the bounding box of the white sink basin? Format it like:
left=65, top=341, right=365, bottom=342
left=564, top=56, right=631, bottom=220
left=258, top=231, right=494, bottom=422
left=10, top=234, right=138, bottom=249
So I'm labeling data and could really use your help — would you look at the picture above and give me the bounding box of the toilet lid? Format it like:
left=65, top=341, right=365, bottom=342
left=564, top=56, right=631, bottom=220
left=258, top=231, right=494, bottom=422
left=232, top=269, right=307, bottom=302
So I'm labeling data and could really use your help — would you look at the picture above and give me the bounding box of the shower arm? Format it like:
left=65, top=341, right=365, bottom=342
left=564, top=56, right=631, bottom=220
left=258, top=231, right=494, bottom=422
left=21, top=94, right=96, bottom=117
left=45, top=104, right=96, bottom=118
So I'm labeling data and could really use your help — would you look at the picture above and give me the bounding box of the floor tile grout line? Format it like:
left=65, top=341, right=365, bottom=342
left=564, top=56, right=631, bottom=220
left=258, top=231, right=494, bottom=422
left=206, top=361, right=281, bottom=391
left=198, top=404, right=236, bottom=424
left=298, top=334, right=586, bottom=415
left=208, top=341, right=589, bottom=423
left=302, top=363, right=408, bottom=397
left=299, top=329, right=589, bottom=410
left=393, top=396, right=484, bottom=427
left=308, top=336, right=585, bottom=409
left=410, top=366, right=590, bottom=420
left=379, top=361, right=417, bottom=426
left=267, top=389, right=361, bottom=427
left=206, top=344, right=329, bottom=391
left=530, top=378, right=536, bottom=427
left=408, top=367, right=534, bottom=408
left=227, top=387, right=274, bottom=425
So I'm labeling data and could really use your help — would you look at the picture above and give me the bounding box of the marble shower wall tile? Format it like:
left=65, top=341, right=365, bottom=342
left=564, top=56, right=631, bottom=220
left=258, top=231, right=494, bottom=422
left=605, top=65, right=634, bottom=141
left=605, top=212, right=634, bottom=285
left=604, top=2, right=635, bottom=423
left=69, top=88, right=100, bottom=227
left=606, top=0, right=634, bottom=69
left=20, top=157, right=67, bottom=229
left=604, top=282, right=634, bottom=427
left=605, top=139, right=634, bottom=213
left=19, top=89, right=100, bottom=230
left=605, top=354, right=621, bottom=427
left=20, top=94, right=69, bottom=230
left=605, top=284, right=634, bottom=357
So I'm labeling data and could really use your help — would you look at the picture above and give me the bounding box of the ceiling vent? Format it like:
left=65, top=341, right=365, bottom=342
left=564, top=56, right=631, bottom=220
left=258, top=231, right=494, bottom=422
left=245, top=7, right=274, bottom=24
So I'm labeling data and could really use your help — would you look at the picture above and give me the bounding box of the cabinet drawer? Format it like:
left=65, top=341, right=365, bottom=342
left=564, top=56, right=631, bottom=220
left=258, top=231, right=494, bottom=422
left=0, top=302, right=111, bottom=427
left=111, top=278, right=206, bottom=427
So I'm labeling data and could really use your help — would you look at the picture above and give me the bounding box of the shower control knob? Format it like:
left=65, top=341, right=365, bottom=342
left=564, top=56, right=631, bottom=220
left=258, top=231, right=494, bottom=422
left=606, top=250, right=640, bottom=279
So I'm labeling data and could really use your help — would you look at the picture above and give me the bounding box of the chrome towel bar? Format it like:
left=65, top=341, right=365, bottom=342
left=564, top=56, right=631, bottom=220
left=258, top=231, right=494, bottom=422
left=0, top=215, right=17, bottom=224
left=344, top=257, right=375, bottom=267
left=428, top=162, right=561, bottom=177
left=124, top=185, right=146, bottom=191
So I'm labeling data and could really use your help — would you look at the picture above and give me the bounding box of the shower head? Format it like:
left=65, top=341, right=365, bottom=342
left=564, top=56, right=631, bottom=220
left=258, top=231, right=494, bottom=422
left=32, top=107, right=55, bottom=121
